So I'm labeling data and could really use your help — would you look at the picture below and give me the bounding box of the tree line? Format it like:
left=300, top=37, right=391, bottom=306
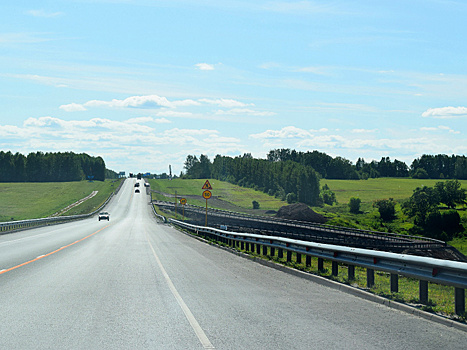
left=0, top=151, right=109, bottom=182
left=185, top=153, right=321, bottom=206
left=267, top=149, right=467, bottom=180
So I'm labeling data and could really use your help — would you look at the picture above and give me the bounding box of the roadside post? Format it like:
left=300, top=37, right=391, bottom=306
left=180, top=198, right=187, bottom=220
left=202, top=180, right=212, bottom=226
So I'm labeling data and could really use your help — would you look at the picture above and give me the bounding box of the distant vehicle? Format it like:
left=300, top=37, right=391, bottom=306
left=137, top=173, right=142, bottom=180
left=144, top=182, right=150, bottom=187
left=98, top=212, right=110, bottom=221
left=135, top=188, right=140, bottom=193
left=134, top=182, right=140, bottom=187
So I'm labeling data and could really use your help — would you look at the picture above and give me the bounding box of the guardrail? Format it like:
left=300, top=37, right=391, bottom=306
left=154, top=201, right=451, bottom=254
left=0, top=178, right=125, bottom=234
left=169, top=218, right=467, bottom=316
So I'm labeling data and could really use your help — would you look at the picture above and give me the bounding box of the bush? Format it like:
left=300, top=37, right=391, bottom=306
left=349, top=197, right=361, bottom=214
left=320, top=184, right=337, bottom=205
left=286, top=192, right=297, bottom=204
left=252, top=200, right=260, bottom=209
left=373, top=199, right=396, bottom=221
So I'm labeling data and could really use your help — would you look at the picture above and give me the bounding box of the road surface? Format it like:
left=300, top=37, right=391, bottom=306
left=0, top=179, right=465, bottom=349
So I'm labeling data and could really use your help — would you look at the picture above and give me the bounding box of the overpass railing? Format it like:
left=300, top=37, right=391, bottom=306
left=169, top=218, right=467, bottom=317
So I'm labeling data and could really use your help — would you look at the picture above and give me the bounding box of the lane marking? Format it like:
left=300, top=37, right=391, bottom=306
left=0, top=225, right=110, bottom=276
left=145, top=232, right=215, bottom=350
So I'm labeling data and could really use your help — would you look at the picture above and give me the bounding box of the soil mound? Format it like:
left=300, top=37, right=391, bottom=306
left=275, top=203, right=327, bottom=223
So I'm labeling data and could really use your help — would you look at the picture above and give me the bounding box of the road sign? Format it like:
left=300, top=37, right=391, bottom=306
left=180, top=198, right=187, bottom=205
left=202, top=190, right=212, bottom=199
left=202, top=180, right=212, bottom=190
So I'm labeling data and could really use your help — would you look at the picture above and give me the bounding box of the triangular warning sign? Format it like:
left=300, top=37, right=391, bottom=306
left=202, top=180, right=212, bottom=190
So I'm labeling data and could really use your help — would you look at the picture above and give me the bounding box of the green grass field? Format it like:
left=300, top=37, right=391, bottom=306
left=150, top=177, right=467, bottom=254
left=149, top=178, right=288, bottom=212
left=0, top=179, right=121, bottom=221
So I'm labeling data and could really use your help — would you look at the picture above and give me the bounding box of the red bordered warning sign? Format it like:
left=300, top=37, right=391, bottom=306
left=202, top=190, right=212, bottom=199
left=202, top=180, right=212, bottom=190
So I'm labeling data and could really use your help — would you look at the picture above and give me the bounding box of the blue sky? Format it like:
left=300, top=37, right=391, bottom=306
left=1, top=0, right=466, bottom=175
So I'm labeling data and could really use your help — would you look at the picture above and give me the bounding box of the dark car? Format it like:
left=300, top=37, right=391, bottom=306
left=135, top=188, right=140, bottom=193
left=134, top=182, right=140, bottom=187
left=98, top=212, right=110, bottom=221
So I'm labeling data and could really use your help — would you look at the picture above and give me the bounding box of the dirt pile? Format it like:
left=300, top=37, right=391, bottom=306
left=275, top=203, right=327, bottom=223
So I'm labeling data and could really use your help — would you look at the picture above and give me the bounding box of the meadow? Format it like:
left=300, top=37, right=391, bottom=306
left=0, top=179, right=121, bottom=221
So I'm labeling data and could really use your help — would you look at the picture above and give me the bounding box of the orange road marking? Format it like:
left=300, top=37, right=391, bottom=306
left=0, top=225, right=110, bottom=276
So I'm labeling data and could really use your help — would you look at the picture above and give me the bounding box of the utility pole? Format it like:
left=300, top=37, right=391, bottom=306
left=169, top=165, right=172, bottom=180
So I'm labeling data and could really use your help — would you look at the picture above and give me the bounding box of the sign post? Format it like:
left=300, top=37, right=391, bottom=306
left=201, top=180, right=213, bottom=226
left=180, top=198, right=187, bottom=220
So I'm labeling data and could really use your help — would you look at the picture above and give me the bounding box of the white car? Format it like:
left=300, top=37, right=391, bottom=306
left=98, top=212, right=110, bottom=221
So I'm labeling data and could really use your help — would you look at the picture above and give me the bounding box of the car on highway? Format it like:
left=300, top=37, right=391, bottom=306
left=134, top=182, right=140, bottom=187
left=98, top=212, right=110, bottom=221
left=135, top=188, right=140, bottom=193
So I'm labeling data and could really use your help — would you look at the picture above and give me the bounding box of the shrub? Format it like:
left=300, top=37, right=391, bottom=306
left=373, top=199, right=396, bottom=221
left=349, top=197, right=361, bottom=214
left=286, top=192, right=297, bottom=204
left=252, top=200, right=260, bottom=209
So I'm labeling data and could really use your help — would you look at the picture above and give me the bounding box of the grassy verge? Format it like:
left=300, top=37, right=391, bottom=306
left=0, top=179, right=121, bottom=221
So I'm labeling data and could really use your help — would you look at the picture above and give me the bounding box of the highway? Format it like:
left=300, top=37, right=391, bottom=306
left=0, top=179, right=465, bottom=349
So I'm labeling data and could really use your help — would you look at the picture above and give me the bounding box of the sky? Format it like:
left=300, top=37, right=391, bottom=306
left=1, top=0, right=467, bottom=175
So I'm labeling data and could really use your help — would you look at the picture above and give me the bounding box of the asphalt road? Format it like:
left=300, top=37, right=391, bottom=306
left=0, top=179, right=465, bottom=349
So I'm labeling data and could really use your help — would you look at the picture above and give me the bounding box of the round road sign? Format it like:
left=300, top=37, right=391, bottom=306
left=180, top=198, right=187, bottom=205
left=202, top=190, right=212, bottom=199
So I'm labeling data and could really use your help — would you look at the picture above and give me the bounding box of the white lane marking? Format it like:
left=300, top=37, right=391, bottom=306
left=145, top=232, right=215, bottom=350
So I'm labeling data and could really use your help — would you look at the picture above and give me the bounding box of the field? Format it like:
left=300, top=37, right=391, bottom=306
left=0, top=179, right=121, bottom=222
left=150, top=177, right=467, bottom=255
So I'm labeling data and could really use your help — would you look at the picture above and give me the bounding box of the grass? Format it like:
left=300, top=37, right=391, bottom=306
left=0, top=179, right=122, bottom=222
left=151, top=177, right=467, bottom=254
left=149, top=178, right=287, bottom=211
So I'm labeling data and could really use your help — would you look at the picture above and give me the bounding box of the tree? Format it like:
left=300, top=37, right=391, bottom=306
left=252, top=200, right=260, bottom=209
left=320, top=184, right=337, bottom=205
left=349, top=197, right=361, bottom=214
left=373, top=199, right=396, bottom=221
left=402, top=186, right=439, bottom=226
left=435, top=180, right=466, bottom=209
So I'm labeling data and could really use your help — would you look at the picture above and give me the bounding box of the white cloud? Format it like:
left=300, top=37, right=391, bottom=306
left=351, top=128, right=377, bottom=133
left=420, top=125, right=460, bottom=134
left=27, top=10, right=63, bottom=18
left=215, top=108, right=275, bottom=117
left=195, top=63, right=215, bottom=71
left=156, top=110, right=195, bottom=118
left=199, top=98, right=253, bottom=108
left=250, top=126, right=313, bottom=139
left=84, top=95, right=172, bottom=109
left=422, top=106, right=467, bottom=118
left=59, top=103, right=87, bottom=112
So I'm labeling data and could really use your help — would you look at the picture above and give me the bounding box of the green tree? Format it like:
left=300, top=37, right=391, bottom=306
left=435, top=180, right=466, bottom=209
left=252, top=200, right=260, bottom=209
left=402, top=186, right=439, bottom=226
left=373, top=199, right=396, bottom=221
left=349, top=197, right=361, bottom=214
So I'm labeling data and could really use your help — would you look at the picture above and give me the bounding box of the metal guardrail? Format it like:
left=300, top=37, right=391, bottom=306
left=0, top=178, right=125, bottom=233
left=169, top=218, right=467, bottom=316
left=154, top=201, right=447, bottom=252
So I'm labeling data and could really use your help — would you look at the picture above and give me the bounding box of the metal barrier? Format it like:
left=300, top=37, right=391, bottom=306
left=169, top=218, right=467, bottom=316
left=154, top=201, right=453, bottom=255
left=0, top=179, right=125, bottom=234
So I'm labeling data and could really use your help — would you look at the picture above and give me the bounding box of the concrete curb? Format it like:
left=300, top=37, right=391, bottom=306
left=170, top=224, right=467, bottom=332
